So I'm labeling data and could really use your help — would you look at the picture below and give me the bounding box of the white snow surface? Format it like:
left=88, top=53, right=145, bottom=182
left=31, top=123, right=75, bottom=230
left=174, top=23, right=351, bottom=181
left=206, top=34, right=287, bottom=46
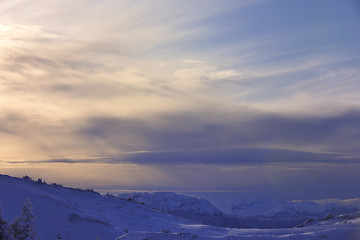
left=118, top=192, right=223, bottom=216
left=229, top=199, right=360, bottom=218
left=1, top=174, right=360, bottom=240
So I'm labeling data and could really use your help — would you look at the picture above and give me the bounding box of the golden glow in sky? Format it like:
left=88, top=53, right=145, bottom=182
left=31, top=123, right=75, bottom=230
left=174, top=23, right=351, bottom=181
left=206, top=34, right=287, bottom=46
left=1, top=0, right=360, bottom=198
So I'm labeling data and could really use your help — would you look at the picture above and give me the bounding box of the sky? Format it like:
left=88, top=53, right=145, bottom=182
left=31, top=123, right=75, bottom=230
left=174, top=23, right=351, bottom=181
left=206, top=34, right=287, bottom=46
left=1, top=0, right=360, bottom=200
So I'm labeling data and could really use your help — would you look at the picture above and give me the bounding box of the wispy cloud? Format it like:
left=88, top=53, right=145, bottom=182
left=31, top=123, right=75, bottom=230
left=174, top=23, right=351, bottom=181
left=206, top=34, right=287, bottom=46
left=0, top=0, right=359, bottom=196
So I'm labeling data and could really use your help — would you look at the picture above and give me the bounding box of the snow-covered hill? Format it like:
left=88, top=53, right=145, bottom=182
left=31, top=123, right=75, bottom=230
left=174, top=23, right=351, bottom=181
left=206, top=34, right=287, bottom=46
left=1, top=174, right=360, bottom=240
left=0, top=174, right=194, bottom=239
left=118, top=192, right=241, bottom=228
left=118, top=192, right=223, bottom=216
left=223, top=199, right=360, bottom=228
left=230, top=199, right=360, bottom=218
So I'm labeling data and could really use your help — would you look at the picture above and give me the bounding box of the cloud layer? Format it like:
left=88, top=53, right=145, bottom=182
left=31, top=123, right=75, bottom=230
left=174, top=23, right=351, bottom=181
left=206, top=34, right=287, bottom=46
left=1, top=0, right=360, bottom=198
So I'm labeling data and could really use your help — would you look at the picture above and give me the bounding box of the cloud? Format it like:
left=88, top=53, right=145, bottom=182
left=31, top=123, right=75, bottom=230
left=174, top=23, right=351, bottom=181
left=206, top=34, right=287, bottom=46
left=1, top=90, right=359, bottom=163
left=0, top=23, right=58, bottom=45
left=3, top=157, right=360, bottom=199
left=208, top=69, right=243, bottom=80
left=6, top=147, right=352, bottom=166
left=0, top=0, right=359, bottom=198
left=74, top=107, right=360, bottom=160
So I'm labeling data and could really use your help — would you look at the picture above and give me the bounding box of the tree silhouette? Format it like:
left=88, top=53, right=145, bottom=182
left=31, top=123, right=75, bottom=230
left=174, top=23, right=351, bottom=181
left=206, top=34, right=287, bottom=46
left=11, top=199, right=37, bottom=240
left=0, top=207, right=14, bottom=240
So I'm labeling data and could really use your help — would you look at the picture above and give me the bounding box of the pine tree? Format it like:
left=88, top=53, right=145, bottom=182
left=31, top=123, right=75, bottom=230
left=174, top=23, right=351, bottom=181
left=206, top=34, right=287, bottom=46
left=0, top=207, right=13, bottom=240
left=11, top=199, right=37, bottom=240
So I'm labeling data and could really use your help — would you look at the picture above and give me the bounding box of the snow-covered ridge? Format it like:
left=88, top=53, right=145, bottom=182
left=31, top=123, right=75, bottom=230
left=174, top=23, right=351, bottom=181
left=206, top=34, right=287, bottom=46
left=118, top=192, right=222, bottom=216
left=118, top=192, right=242, bottom=228
left=230, top=199, right=360, bottom=218
left=0, top=174, right=195, bottom=239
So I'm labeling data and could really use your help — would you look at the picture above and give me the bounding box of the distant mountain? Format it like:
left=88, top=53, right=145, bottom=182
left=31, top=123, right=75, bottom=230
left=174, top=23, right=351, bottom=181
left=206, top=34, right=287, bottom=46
left=118, top=192, right=242, bottom=228
left=230, top=199, right=360, bottom=218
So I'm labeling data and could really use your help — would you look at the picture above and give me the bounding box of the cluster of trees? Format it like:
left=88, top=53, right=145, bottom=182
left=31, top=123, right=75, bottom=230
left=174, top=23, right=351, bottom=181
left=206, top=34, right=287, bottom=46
left=23, top=175, right=99, bottom=195
left=0, top=199, right=39, bottom=240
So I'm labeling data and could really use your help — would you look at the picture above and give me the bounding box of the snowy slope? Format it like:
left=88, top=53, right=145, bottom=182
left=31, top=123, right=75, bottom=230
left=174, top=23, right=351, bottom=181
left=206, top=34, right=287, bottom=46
left=230, top=199, right=360, bottom=218
left=117, top=192, right=242, bottom=228
left=118, top=192, right=222, bottom=215
left=117, top=215, right=360, bottom=240
left=225, top=199, right=360, bottom=228
left=1, top=174, right=360, bottom=240
left=0, top=174, right=194, bottom=239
